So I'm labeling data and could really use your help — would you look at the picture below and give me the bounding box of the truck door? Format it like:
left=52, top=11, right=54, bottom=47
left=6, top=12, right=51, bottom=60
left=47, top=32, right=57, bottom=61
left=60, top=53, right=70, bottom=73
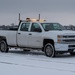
left=28, top=23, right=43, bottom=48
left=17, top=22, right=30, bottom=47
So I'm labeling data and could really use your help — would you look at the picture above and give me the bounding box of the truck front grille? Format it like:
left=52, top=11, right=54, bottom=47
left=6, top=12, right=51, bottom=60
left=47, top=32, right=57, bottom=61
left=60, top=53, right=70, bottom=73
left=63, top=35, right=75, bottom=38
left=63, top=39, right=75, bottom=42
left=61, top=35, right=75, bottom=43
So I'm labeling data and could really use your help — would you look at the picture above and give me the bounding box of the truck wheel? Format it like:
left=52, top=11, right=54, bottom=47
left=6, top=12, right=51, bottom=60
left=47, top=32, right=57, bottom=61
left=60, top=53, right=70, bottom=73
left=0, top=40, right=9, bottom=53
left=70, top=51, right=75, bottom=55
left=44, top=43, right=55, bottom=57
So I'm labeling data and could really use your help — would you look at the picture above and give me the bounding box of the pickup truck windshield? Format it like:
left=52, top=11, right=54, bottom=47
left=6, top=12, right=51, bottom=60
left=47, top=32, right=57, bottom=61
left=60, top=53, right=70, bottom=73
left=41, top=23, right=65, bottom=31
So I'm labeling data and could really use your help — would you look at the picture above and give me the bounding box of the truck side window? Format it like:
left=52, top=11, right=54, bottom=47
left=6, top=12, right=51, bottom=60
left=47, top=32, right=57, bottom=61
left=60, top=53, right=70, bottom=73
left=31, top=23, right=41, bottom=32
left=20, top=23, right=30, bottom=31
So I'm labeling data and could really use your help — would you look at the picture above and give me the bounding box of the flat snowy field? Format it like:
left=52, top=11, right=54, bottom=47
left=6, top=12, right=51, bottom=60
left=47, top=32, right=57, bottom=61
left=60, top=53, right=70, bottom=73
left=0, top=49, right=75, bottom=75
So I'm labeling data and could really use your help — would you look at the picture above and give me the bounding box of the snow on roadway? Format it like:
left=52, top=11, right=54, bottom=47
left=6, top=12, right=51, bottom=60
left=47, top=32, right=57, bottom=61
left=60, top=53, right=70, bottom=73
left=0, top=49, right=75, bottom=75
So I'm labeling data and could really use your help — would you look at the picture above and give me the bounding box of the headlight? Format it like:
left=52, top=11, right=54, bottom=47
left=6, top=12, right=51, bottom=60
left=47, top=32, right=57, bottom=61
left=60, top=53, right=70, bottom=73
left=57, top=35, right=63, bottom=42
left=57, top=35, right=63, bottom=38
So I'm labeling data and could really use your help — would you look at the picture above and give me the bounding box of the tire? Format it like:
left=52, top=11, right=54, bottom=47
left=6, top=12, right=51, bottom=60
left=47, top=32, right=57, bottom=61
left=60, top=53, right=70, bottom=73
left=0, top=40, right=9, bottom=53
left=70, top=51, right=75, bottom=55
left=44, top=43, right=55, bottom=57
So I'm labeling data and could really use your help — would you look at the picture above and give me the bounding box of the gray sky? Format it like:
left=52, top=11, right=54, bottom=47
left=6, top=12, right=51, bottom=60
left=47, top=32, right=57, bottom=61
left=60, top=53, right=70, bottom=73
left=0, top=0, right=75, bottom=25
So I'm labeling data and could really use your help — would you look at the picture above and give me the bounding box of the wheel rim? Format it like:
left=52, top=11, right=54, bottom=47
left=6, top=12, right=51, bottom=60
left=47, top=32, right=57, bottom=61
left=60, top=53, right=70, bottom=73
left=46, top=45, right=53, bottom=56
left=0, top=41, right=6, bottom=52
left=44, top=43, right=55, bottom=57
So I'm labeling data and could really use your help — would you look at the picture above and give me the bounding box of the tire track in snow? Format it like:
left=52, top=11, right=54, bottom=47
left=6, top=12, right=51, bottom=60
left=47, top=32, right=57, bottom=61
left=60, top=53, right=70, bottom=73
left=27, top=58, right=75, bottom=65
left=0, top=61, right=75, bottom=73
left=0, top=53, right=75, bottom=65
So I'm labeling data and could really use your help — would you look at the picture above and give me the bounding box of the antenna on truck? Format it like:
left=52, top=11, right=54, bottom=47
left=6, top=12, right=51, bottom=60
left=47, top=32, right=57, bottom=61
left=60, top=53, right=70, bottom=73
left=19, top=13, right=21, bottom=21
left=38, top=14, right=40, bottom=20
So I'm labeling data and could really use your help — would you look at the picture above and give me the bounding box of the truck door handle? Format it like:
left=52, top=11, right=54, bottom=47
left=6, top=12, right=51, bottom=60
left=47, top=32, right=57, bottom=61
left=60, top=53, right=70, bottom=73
left=18, top=33, right=21, bottom=34
left=29, top=33, right=32, bottom=35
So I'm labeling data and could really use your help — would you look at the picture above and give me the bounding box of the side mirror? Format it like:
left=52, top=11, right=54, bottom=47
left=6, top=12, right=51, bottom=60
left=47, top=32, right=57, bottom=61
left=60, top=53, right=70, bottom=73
left=34, top=28, right=42, bottom=32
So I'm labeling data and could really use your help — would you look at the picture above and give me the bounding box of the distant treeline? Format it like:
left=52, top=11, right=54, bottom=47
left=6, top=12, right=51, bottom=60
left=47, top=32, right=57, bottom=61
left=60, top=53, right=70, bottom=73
left=0, top=25, right=75, bottom=31
left=0, top=25, right=18, bottom=30
left=64, top=25, right=75, bottom=30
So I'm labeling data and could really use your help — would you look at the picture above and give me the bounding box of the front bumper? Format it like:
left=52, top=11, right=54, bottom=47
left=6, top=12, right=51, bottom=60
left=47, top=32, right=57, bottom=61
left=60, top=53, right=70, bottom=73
left=55, top=43, right=75, bottom=51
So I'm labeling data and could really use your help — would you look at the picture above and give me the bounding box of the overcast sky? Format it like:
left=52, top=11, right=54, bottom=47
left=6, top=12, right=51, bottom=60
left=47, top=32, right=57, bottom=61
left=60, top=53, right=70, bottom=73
left=0, top=0, right=75, bottom=25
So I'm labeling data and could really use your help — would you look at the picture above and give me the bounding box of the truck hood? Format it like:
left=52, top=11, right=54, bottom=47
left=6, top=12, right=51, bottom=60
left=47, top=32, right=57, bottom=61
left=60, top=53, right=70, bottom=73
left=43, top=30, right=75, bottom=42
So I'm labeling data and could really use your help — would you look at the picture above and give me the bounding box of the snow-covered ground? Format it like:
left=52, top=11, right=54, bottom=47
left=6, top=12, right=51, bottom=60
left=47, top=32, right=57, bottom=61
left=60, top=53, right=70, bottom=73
left=0, top=49, right=75, bottom=75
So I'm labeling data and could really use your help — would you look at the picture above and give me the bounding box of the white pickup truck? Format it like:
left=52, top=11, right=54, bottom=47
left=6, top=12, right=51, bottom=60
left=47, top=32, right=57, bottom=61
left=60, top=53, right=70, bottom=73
left=0, top=19, right=75, bottom=57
